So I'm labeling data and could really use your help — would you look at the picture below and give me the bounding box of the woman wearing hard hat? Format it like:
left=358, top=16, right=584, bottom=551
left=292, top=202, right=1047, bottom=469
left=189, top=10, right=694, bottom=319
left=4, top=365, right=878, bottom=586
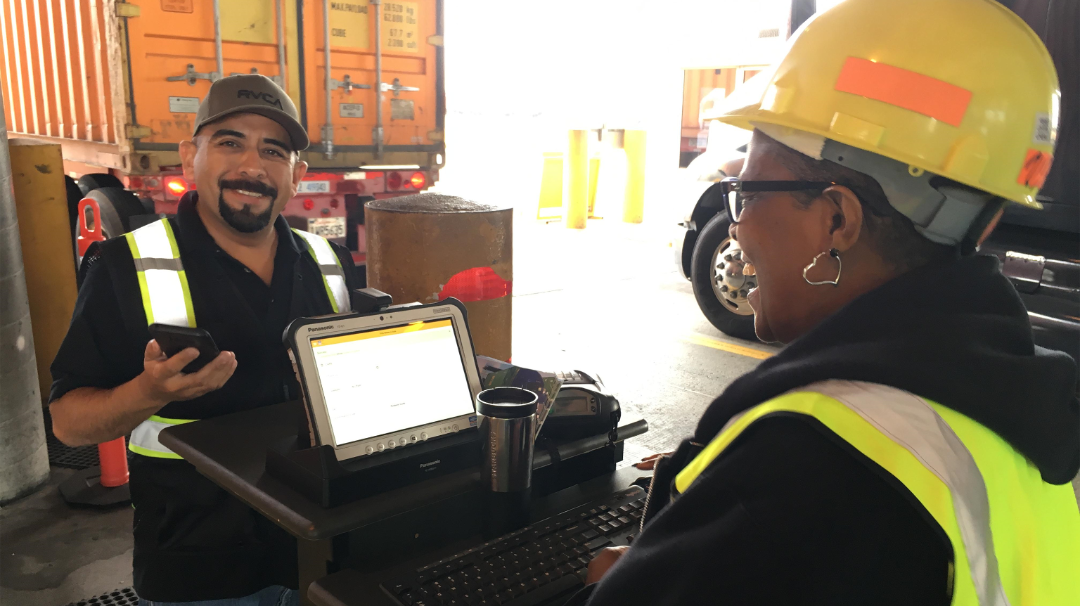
left=580, top=0, right=1079, bottom=604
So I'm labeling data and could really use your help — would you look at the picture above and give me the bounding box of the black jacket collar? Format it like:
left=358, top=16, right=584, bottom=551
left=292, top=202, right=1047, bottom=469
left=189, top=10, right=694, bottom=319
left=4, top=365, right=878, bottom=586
left=697, top=255, right=1080, bottom=484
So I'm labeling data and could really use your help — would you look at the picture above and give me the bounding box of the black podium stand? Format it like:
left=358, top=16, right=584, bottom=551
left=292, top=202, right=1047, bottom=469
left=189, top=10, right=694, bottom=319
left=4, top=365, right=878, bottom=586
left=308, top=466, right=646, bottom=606
left=158, top=401, right=648, bottom=606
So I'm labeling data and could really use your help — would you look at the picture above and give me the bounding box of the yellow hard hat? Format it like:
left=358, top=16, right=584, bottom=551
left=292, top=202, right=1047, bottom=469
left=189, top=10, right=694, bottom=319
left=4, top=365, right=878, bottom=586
left=715, top=0, right=1059, bottom=208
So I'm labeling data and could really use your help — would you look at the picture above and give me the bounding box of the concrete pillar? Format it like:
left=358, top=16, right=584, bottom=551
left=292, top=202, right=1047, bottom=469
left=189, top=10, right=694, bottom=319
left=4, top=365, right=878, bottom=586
left=366, top=193, right=513, bottom=361
left=0, top=94, right=50, bottom=504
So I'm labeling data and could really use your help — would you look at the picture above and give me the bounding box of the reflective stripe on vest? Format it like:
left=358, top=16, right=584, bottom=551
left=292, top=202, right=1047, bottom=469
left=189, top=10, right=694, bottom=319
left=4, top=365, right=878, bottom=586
left=291, top=228, right=350, bottom=313
left=124, top=219, right=197, bottom=458
left=675, top=380, right=1080, bottom=606
left=128, top=415, right=196, bottom=459
left=125, top=219, right=196, bottom=328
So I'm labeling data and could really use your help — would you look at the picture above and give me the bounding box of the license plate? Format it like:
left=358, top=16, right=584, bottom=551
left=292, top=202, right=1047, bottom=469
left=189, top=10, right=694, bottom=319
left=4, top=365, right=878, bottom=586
left=298, top=180, right=331, bottom=194
left=308, top=217, right=346, bottom=239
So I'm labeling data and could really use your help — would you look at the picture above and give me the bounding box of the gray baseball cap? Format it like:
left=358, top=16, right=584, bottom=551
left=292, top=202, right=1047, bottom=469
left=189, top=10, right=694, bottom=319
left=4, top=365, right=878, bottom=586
left=194, top=74, right=309, bottom=151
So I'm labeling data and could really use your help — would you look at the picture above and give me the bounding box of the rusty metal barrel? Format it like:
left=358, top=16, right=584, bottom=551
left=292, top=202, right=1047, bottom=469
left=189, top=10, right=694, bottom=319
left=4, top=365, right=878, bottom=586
left=366, top=194, right=513, bottom=361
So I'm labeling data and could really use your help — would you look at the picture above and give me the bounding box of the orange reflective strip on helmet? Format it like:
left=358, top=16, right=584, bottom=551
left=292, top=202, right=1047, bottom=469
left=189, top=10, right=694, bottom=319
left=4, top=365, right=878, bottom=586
left=834, top=57, right=973, bottom=128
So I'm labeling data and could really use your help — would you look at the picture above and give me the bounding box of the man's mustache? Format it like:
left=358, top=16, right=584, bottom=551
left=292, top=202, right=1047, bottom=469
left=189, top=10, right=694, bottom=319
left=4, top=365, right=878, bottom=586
left=219, top=179, right=278, bottom=201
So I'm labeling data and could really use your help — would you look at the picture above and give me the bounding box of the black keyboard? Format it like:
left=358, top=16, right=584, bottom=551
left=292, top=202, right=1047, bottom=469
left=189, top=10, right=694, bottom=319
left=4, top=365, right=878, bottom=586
left=381, top=487, right=646, bottom=606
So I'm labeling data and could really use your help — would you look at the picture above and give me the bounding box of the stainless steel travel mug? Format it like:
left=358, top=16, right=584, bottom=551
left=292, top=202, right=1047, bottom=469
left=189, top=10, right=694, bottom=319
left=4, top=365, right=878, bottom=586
left=477, top=387, right=538, bottom=492
left=477, top=387, right=537, bottom=538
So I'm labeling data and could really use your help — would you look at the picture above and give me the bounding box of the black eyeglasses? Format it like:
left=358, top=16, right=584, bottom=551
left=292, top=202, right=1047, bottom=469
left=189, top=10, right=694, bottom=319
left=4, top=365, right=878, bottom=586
left=720, top=177, right=838, bottom=223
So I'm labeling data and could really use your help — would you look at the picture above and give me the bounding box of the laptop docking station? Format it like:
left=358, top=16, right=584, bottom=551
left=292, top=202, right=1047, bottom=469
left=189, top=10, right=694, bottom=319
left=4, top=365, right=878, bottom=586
left=266, top=428, right=481, bottom=508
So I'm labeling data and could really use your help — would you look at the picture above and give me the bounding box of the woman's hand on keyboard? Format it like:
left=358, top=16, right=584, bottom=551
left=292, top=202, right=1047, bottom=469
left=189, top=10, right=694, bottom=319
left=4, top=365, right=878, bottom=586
left=586, top=546, right=630, bottom=584
left=632, top=452, right=671, bottom=470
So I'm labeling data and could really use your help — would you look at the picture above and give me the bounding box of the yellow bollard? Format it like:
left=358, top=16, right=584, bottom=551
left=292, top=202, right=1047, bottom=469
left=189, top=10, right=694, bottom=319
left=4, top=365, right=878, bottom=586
left=537, top=152, right=563, bottom=220
left=587, top=155, right=601, bottom=218
left=8, top=140, right=79, bottom=404
left=623, top=129, right=646, bottom=224
left=565, top=129, right=589, bottom=230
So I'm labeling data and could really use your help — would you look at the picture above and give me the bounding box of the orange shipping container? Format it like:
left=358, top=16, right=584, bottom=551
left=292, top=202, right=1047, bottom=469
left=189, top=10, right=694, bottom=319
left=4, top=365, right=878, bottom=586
left=1, top=0, right=445, bottom=254
left=1, top=0, right=445, bottom=171
left=678, top=66, right=763, bottom=167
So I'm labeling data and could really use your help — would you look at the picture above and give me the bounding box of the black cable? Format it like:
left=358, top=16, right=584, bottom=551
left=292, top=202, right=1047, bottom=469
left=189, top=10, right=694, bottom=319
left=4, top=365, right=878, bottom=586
left=1043, top=0, right=1054, bottom=41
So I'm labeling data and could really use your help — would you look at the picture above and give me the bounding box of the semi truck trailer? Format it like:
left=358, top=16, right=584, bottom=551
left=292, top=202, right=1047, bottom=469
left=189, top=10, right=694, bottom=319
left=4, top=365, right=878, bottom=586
left=1, top=0, right=446, bottom=259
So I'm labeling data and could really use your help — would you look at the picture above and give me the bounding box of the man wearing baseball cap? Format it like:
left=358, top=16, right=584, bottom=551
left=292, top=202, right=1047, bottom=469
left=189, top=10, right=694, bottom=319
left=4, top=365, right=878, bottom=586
left=50, top=75, right=361, bottom=605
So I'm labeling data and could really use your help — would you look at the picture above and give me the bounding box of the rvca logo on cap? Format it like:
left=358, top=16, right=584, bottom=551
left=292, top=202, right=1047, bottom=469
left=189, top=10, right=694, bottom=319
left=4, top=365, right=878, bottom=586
left=237, top=90, right=284, bottom=109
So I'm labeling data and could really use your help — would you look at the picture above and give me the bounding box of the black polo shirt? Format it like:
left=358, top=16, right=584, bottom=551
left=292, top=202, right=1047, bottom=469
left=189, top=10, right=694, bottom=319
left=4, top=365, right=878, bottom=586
left=50, top=192, right=363, bottom=601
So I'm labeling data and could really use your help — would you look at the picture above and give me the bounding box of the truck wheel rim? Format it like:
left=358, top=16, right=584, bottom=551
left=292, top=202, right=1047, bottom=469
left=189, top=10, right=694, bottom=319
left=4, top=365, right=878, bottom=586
left=710, top=237, right=756, bottom=316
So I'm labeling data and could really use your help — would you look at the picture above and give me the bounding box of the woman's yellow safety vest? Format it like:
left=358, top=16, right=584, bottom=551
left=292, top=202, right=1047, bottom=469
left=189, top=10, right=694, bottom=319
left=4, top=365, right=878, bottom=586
left=123, top=218, right=349, bottom=459
left=675, top=380, right=1080, bottom=605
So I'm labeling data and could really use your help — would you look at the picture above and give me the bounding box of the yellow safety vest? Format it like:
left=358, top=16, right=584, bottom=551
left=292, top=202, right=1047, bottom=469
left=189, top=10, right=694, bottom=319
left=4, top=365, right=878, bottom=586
left=124, top=218, right=350, bottom=459
left=675, top=380, right=1080, bottom=605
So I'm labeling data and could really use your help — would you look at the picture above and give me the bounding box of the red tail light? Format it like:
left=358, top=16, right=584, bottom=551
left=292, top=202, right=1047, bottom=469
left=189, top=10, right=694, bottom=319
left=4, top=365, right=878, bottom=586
left=410, top=172, right=426, bottom=189
left=303, top=198, right=315, bottom=210
left=165, top=177, right=189, bottom=196
left=387, top=171, right=403, bottom=190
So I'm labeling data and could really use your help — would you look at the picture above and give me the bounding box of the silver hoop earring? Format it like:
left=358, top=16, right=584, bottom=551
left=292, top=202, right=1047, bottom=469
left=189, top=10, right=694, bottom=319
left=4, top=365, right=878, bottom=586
left=803, top=248, right=841, bottom=286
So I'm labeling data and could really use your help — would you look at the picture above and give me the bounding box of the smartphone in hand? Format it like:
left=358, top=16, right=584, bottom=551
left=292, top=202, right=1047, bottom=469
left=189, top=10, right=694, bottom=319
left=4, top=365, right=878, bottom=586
left=148, top=324, right=222, bottom=374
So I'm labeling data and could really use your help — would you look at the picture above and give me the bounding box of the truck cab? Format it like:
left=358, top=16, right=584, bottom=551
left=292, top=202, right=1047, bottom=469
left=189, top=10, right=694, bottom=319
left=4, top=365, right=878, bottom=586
left=674, top=0, right=1079, bottom=364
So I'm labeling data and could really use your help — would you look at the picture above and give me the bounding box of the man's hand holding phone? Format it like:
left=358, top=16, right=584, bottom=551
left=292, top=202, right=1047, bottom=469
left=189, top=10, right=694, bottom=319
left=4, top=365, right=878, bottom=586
left=137, top=339, right=237, bottom=407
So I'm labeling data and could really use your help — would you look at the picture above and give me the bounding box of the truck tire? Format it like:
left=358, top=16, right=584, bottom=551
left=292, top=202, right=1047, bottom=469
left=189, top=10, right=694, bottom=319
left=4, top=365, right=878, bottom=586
left=690, top=213, right=758, bottom=341
left=77, top=173, right=124, bottom=196
left=64, top=176, right=83, bottom=228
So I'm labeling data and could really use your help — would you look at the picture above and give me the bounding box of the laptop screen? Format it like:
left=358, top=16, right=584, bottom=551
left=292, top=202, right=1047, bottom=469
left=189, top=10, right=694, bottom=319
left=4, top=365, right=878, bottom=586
left=310, top=318, right=475, bottom=447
